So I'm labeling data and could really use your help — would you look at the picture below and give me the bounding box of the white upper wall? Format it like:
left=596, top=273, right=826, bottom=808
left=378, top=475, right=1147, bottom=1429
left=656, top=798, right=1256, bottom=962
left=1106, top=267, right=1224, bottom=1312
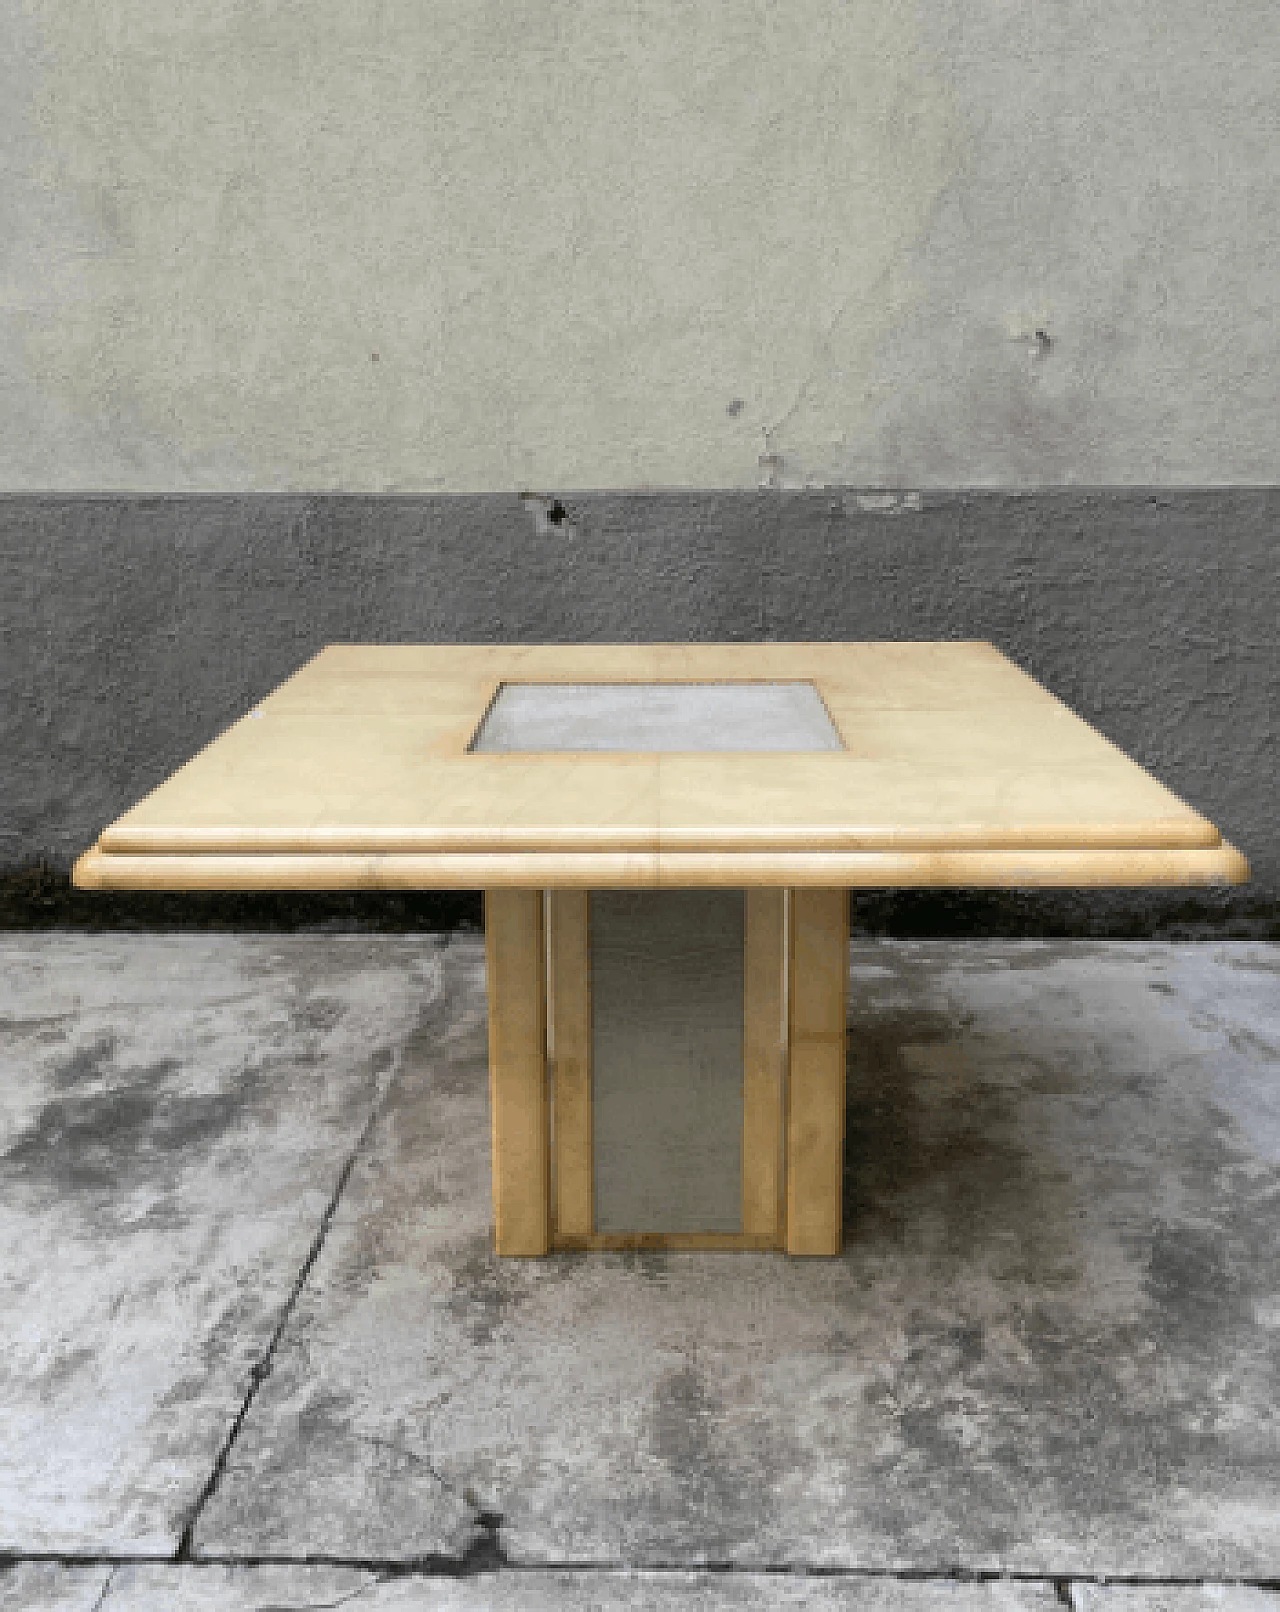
left=3, top=0, right=1276, bottom=491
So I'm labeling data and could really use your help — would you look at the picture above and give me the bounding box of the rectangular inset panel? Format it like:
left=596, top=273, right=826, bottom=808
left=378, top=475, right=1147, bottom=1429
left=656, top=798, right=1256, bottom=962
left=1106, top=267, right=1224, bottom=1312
left=591, top=890, right=745, bottom=1234
left=742, top=888, right=787, bottom=1240
left=469, top=682, right=844, bottom=752
left=484, top=889, right=550, bottom=1256
left=548, top=889, right=593, bottom=1238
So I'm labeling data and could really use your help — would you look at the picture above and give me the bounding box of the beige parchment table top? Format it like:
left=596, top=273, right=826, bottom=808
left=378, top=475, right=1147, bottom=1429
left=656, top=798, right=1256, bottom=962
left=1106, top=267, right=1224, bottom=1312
left=73, top=642, right=1249, bottom=891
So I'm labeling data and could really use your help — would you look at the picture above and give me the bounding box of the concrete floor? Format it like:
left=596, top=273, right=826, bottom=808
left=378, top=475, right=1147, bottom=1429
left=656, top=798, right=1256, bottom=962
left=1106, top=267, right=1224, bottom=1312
left=0, top=934, right=1277, bottom=1609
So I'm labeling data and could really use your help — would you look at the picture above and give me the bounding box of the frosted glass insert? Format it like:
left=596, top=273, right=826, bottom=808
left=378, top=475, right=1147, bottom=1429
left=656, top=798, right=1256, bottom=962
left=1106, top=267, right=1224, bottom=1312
left=591, top=890, right=745, bottom=1234
left=469, top=681, right=843, bottom=752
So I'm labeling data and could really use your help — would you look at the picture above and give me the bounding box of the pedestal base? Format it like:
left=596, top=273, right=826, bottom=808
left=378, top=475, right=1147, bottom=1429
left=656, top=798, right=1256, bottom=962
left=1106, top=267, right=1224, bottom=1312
left=484, top=887, right=848, bottom=1257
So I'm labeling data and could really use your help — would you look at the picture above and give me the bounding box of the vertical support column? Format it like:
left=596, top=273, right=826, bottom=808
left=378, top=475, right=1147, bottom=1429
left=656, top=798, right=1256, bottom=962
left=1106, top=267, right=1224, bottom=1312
left=742, top=888, right=787, bottom=1243
left=786, top=887, right=848, bottom=1256
left=549, top=889, right=593, bottom=1239
left=485, top=888, right=550, bottom=1256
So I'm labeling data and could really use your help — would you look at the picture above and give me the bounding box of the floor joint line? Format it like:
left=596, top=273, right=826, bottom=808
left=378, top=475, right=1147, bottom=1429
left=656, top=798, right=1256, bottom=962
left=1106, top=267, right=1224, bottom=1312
left=171, top=1069, right=400, bottom=1562
left=6, top=1551, right=1279, bottom=1588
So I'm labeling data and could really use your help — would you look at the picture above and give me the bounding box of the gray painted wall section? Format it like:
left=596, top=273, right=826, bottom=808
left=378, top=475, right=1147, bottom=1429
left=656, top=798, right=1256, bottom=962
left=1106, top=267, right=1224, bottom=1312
left=2, top=491, right=1276, bottom=902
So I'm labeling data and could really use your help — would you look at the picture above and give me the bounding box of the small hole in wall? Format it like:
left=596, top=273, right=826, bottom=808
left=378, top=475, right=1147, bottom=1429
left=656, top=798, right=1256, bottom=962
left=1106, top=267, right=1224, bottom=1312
left=727, top=398, right=745, bottom=417
left=1034, top=329, right=1052, bottom=356
left=547, top=501, right=568, bottom=525
left=371, top=352, right=380, bottom=363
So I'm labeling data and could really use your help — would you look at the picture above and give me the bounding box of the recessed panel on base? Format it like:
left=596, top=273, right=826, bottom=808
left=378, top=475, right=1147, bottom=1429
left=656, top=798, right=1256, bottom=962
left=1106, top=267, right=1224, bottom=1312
left=590, top=890, right=746, bottom=1234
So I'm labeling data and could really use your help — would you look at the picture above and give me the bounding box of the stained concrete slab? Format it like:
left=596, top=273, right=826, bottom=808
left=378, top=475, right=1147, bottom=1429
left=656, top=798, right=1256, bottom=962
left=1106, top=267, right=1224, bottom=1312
left=69, top=1564, right=1067, bottom=1609
left=194, top=940, right=1280, bottom=1576
left=0, top=933, right=454, bottom=1554
left=0, top=1563, right=113, bottom=1611
left=6, top=1566, right=1280, bottom=1610
left=1076, top=1591, right=1280, bottom=1612
left=4, top=935, right=1278, bottom=1580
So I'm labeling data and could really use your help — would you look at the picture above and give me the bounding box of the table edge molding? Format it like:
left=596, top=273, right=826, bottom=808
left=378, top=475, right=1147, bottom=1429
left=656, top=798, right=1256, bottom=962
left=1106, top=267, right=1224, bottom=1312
left=72, top=842, right=1251, bottom=891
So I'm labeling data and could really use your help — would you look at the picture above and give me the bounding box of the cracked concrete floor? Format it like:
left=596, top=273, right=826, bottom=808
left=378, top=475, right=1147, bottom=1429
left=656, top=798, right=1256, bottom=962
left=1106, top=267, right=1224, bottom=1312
left=0, top=934, right=1277, bottom=1610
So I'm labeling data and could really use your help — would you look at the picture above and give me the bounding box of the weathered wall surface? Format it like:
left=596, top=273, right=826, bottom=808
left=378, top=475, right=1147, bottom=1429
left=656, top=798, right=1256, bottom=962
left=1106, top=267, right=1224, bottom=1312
left=2, top=492, right=1275, bottom=909
left=2, top=0, right=1276, bottom=490
left=2, top=5, right=1274, bottom=923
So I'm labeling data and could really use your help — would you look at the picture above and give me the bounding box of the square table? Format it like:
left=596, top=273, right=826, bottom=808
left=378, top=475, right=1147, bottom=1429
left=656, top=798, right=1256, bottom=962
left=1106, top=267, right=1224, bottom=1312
left=74, top=642, right=1247, bottom=1257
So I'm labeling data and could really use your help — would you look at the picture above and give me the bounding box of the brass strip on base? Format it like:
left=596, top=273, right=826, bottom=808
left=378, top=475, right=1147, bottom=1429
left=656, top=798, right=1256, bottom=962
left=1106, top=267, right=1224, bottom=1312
left=549, top=889, right=593, bottom=1239
left=484, top=889, right=550, bottom=1256
left=742, top=888, right=787, bottom=1240
left=786, top=887, right=849, bottom=1256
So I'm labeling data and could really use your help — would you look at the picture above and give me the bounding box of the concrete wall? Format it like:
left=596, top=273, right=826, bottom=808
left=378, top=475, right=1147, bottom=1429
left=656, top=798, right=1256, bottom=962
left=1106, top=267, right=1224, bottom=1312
left=2, top=4, right=1275, bottom=922
left=3, top=0, right=1277, bottom=490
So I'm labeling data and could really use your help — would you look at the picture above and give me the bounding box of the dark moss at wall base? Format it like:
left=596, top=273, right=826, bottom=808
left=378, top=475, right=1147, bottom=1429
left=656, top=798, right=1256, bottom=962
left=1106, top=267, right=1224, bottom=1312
left=0, top=864, right=485, bottom=934
left=845, top=887, right=1280, bottom=941
left=4, top=867, right=1275, bottom=940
